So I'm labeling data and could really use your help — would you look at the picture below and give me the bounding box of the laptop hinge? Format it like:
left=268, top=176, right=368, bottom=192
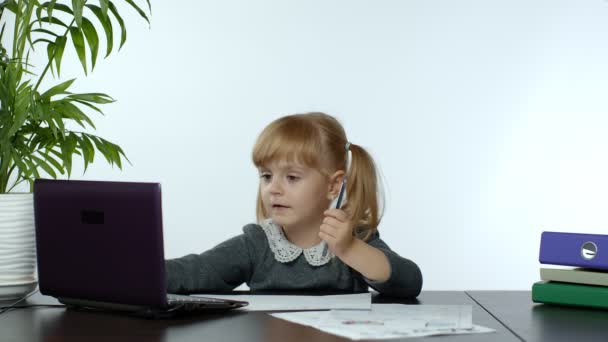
left=58, top=297, right=150, bottom=312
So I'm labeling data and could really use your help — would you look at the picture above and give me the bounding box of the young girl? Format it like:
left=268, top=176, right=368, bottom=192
left=165, top=112, right=422, bottom=297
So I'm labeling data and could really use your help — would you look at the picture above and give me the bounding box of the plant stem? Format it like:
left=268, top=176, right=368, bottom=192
left=16, top=0, right=35, bottom=63
left=29, top=15, right=77, bottom=160
left=7, top=177, right=26, bottom=192
left=0, top=155, right=16, bottom=193
left=6, top=163, right=16, bottom=185
left=11, top=0, right=21, bottom=60
left=33, top=18, right=76, bottom=92
left=0, top=157, right=14, bottom=193
left=0, top=4, right=5, bottom=27
left=0, top=172, right=7, bottom=193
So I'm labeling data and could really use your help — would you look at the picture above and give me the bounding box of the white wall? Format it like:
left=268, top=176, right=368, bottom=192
left=14, top=0, right=608, bottom=290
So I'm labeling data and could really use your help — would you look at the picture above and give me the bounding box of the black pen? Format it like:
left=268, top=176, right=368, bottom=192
left=335, top=178, right=346, bottom=209
left=322, top=176, right=347, bottom=257
left=323, top=150, right=350, bottom=256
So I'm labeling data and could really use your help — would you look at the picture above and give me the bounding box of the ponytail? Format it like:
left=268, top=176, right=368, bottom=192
left=343, top=143, right=384, bottom=241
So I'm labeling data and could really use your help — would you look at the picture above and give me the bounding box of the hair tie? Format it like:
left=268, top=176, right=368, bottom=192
left=345, top=142, right=351, bottom=151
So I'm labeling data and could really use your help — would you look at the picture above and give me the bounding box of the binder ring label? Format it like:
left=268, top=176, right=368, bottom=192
left=581, top=241, right=597, bottom=260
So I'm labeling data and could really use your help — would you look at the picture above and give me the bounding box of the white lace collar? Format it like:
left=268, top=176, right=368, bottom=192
left=259, top=219, right=334, bottom=266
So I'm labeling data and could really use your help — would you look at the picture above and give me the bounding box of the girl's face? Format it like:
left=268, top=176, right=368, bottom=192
left=259, top=160, right=334, bottom=230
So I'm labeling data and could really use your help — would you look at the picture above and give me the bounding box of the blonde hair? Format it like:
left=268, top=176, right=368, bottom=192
left=251, top=112, right=384, bottom=241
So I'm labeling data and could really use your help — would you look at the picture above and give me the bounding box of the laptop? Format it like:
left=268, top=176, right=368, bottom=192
left=33, top=178, right=248, bottom=318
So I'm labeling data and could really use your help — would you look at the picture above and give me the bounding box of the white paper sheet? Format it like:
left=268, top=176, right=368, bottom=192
left=192, top=292, right=371, bottom=311
left=271, top=304, right=495, bottom=340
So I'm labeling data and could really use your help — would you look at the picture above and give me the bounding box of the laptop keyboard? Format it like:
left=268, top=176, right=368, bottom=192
left=165, top=294, right=248, bottom=312
left=167, top=294, right=231, bottom=304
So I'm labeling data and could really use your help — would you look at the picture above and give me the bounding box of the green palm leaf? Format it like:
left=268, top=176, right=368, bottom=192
left=45, top=0, right=59, bottom=21
left=32, top=16, right=68, bottom=29
left=32, top=38, right=54, bottom=46
left=85, top=4, right=113, bottom=57
left=99, top=0, right=109, bottom=18
left=53, top=35, right=66, bottom=76
left=108, top=1, right=126, bottom=49
left=60, top=133, right=78, bottom=177
left=80, top=17, right=99, bottom=70
left=71, top=0, right=84, bottom=28
left=124, top=0, right=149, bottom=25
left=66, top=92, right=114, bottom=104
left=37, top=2, right=72, bottom=23
left=69, top=26, right=87, bottom=74
left=31, top=154, right=57, bottom=178
left=40, top=149, right=65, bottom=175
left=31, top=28, right=59, bottom=39
left=41, top=78, right=75, bottom=99
left=79, top=134, right=95, bottom=171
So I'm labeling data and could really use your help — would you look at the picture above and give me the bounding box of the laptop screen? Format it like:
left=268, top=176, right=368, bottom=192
left=33, top=179, right=168, bottom=308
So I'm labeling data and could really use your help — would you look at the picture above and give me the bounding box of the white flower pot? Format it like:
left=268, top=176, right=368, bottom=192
left=0, top=193, right=38, bottom=300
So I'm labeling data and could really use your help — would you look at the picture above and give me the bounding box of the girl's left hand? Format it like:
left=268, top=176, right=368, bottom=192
left=319, top=209, right=355, bottom=258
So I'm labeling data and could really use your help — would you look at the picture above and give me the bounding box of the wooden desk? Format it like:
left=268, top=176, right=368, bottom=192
left=467, top=291, right=608, bottom=342
left=0, top=290, right=517, bottom=342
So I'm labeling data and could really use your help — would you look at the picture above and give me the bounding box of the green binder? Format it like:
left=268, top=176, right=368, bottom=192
left=532, top=281, right=608, bottom=309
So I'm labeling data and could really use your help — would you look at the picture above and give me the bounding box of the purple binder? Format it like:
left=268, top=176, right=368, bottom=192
left=539, top=231, right=608, bottom=270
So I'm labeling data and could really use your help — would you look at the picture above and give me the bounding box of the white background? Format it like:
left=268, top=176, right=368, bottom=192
left=8, top=0, right=608, bottom=290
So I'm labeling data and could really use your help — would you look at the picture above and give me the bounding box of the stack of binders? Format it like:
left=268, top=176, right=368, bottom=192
left=533, top=231, right=608, bottom=309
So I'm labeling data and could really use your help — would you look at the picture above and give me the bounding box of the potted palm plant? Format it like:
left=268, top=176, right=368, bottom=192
left=0, top=0, right=151, bottom=299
